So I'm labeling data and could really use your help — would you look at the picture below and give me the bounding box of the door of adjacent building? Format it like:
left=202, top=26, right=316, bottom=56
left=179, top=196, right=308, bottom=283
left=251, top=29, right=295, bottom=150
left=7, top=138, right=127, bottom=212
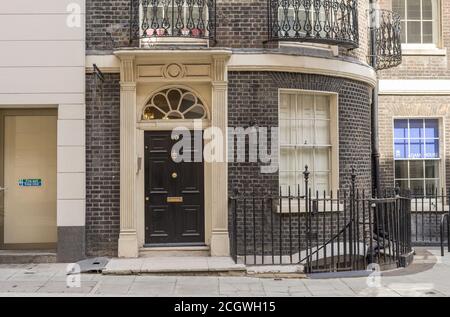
left=0, top=109, right=57, bottom=249
left=144, top=131, right=205, bottom=245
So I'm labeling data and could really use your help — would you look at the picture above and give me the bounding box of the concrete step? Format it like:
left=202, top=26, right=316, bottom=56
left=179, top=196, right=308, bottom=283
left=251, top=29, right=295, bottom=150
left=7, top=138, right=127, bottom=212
left=0, top=250, right=56, bottom=264
left=139, top=246, right=210, bottom=258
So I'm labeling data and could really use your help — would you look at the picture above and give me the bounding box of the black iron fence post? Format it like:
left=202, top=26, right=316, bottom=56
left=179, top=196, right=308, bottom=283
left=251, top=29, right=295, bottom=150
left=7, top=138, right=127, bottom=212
left=303, top=165, right=311, bottom=273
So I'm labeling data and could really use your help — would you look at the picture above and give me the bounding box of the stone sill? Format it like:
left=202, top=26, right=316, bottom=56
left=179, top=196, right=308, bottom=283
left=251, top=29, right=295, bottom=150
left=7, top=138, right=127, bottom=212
left=402, top=45, right=447, bottom=56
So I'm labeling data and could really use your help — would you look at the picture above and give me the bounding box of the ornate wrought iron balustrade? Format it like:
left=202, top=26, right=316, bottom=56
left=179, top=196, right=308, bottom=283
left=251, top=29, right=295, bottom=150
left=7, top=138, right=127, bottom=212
left=130, top=0, right=216, bottom=44
left=370, top=9, right=402, bottom=70
left=268, top=0, right=359, bottom=49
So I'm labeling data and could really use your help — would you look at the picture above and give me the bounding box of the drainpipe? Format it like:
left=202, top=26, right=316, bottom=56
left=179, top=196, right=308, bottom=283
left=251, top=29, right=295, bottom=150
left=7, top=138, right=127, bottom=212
left=369, top=1, right=381, bottom=195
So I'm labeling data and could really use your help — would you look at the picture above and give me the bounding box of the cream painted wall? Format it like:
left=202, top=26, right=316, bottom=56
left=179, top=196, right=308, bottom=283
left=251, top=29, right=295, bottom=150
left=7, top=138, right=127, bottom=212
left=0, top=1, right=86, bottom=237
left=4, top=115, right=57, bottom=244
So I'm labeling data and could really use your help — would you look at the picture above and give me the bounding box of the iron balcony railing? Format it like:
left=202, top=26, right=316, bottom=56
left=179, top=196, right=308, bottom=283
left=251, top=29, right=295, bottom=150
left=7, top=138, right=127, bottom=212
left=129, top=0, right=216, bottom=45
left=369, top=9, right=402, bottom=70
left=268, top=0, right=359, bottom=49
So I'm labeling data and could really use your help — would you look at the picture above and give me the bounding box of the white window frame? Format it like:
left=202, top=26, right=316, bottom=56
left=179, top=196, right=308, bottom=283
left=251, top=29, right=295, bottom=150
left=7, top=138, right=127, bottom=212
left=278, top=89, right=339, bottom=199
left=393, top=0, right=443, bottom=55
left=392, top=117, right=445, bottom=197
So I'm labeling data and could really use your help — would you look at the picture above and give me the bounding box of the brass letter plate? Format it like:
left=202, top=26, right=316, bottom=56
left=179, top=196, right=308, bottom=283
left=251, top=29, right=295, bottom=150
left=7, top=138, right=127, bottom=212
left=167, top=196, right=183, bottom=203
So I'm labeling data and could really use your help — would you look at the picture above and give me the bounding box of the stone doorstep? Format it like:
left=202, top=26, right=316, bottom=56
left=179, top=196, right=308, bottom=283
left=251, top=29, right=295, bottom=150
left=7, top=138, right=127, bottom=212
left=101, top=257, right=309, bottom=277
left=0, top=251, right=57, bottom=264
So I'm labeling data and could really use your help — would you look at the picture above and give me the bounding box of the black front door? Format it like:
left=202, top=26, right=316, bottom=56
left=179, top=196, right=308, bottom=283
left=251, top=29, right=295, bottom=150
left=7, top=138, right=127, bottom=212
left=145, top=131, right=205, bottom=245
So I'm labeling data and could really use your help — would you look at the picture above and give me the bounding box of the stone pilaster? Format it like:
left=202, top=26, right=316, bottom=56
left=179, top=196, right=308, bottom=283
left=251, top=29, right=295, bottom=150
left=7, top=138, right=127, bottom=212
left=118, top=55, right=138, bottom=258
left=210, top=55, right=230, bottom=256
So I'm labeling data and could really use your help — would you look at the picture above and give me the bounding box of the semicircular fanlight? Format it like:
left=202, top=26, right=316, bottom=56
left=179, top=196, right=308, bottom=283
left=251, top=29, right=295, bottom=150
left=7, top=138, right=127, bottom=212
left=142, top=88, right=208, bottom=120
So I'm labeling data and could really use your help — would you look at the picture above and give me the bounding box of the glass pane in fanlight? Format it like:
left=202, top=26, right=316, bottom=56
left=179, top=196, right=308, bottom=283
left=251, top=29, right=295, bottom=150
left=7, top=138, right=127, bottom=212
left=153, top=93, right=170, bottom=112
left=409, top=139, right=424, bottom=158
left=314, top=148, right=330, bottom=172
left=395, top=160, right=408, bottom=179
left=143, top=106, right=165, bottom=120
left=394, top=139, right=408, bottom=159
left=425, top=119, right=439, bottom=138
left=184, top=105, right=205, bottom=119
left=392, top=0, right=406, bottom=20
left=315, top=119, right=330, bottom=145
left=407, top=0, right=421, bottom=19
left=422, top=0, right=433, bottom=20
left=299, top=95, right=314, bottom=119
left=167, top=89, right=182, bottom=110
left=409, top=160, right=424, bottom=178
left=422, top=21, right=433, bottom=43
left=167, top=112, right=183, bottom=119
left=410, top=180, right=425, bottom=197
left=297, top=119, right=314, bottom=145
left=179, top=93, right=196, bottom=113
left=407, top=21, right=421, bottom=43
left=394, top=119, right=408, bottom=138
left=425, top=180, right=439, bottom=196
left=425, top=160, right=439, bottom=178
left=315, top=96, right=330, bottom=119
left=425, top=139, right=439, bottom=158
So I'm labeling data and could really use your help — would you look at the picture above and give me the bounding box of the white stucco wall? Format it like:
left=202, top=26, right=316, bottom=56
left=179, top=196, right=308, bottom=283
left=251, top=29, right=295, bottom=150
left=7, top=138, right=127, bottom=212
left=0, top=0, right=86, bottom=230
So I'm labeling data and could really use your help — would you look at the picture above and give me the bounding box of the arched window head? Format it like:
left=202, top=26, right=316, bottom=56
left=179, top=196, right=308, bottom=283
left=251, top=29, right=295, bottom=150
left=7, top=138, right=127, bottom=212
left=142, top=88, right=208, bottom=120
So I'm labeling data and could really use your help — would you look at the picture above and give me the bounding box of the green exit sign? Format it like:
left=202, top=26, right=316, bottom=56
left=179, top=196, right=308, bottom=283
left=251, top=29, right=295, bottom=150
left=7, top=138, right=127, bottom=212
left=18, top=179, right=42, bottom=187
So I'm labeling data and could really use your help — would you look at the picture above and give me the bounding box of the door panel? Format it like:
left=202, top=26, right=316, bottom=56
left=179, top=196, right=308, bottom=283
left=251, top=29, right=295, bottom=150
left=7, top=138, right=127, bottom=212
left=2, top=113, right=57, bottom=246
left=145, top=131, right=204, bottom=245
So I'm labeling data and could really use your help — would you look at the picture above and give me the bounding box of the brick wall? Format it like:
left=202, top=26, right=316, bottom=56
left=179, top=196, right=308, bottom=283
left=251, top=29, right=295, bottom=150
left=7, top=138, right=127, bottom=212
left=86, top=0, right=371, bottom=64
left=378, top=0, right=450, bottom=79
left=85, top=73, right=121, bottom=257
left=228, top=71, right=372, bottom=256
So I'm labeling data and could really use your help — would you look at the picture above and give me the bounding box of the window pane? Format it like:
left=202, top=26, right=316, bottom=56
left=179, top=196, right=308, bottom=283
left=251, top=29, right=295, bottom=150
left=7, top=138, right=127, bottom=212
left=425, top=160, right=439, bottom=178
left=392, top=0, right=405, bottom=19
left=315, top=148, right=329, bottom=172
left=280, top=172, right=296, bottom=195
left=422, top=0, right=433, bottom=20
left=407, top=21, right=421, bottom=43
left=298, top=148, right=313, bottom=172
left=410, top=180, right=425, bottom=196
left=401, top=21, right=406, bottom=44
left=396, top=179, right=409, bottom=191
left=425, top=119, right=439, bottom=138
left=280, top=148, right=296, bottom=172
left=299, top=95, right=314, bottom=119
left=395, top=160, right=409, bottom=179
left=425, top=139, right=439, bottom=158
left=280, top=119, right=291, bottom=145
left=315, top=120, right=330, bottom=145
left=394, top=119, right=408, bottom=138
left=297, top=120, right=314, bottom=145
left=314, top=172, right=329, bottom=194
left=422, top=21, right=433, bottom=43
left=407, top=0, right=421, bottom=19
left=425, top=180, right=439, bottom=196
left=394, top=139, right=408, bottom=158
left=410, top=160, right=424, bottom=178
left=315, top=96, right=330, bottom=119
left=409, top=139, right=424, bottom=158
left=409, top=119, right=423, bottom=138
left=280, top=94, right=291, bottom=119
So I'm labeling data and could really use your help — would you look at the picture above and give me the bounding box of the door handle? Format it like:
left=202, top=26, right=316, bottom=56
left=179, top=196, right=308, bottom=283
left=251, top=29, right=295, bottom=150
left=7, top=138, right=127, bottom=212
left=0, top=187, right=7, bottom=192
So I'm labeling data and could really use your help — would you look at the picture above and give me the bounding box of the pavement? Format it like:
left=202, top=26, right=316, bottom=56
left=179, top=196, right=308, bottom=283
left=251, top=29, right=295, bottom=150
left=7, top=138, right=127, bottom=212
left=0, top=247, right=448, bottom=297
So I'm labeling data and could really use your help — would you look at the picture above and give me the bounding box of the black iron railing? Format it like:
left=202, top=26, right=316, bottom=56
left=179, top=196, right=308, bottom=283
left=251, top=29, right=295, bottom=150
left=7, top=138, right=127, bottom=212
left=268, top=0, right=359, bottom=49
left=129, top=0, right=216, bottom=45
left=369, top=9, right=402, bottom=70
left=440, top=214, right=449, bottom=256
left=230, top=168, right=413, bottom=273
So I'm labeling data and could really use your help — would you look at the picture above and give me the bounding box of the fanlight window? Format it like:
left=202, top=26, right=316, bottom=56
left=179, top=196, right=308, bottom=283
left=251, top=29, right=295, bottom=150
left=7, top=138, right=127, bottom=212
left=142, top=88, right=208, bottom=120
